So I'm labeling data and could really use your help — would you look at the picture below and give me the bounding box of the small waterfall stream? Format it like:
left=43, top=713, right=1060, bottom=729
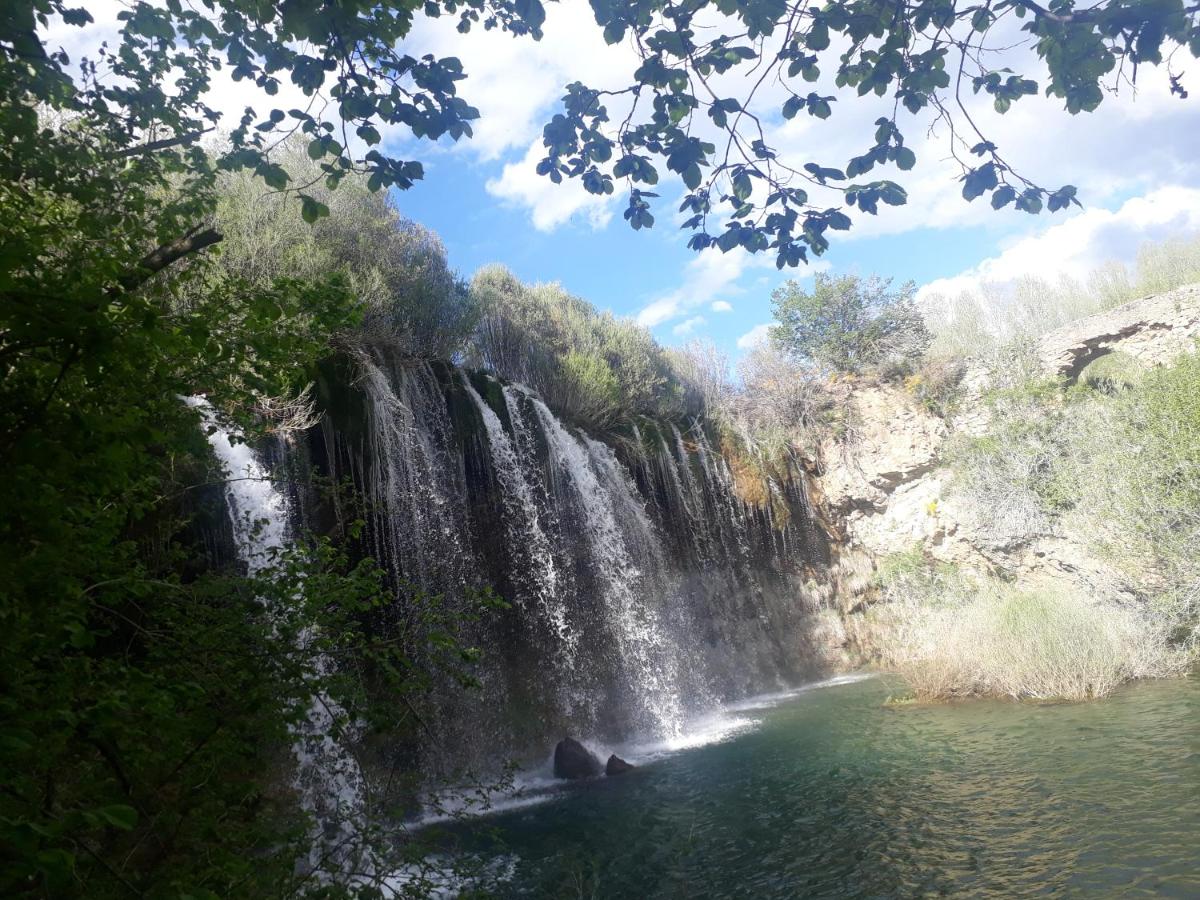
left=189, top=398, right=368, bottom=876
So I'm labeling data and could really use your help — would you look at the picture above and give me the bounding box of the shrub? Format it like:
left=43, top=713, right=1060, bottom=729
left=467, top=266, right=691, bottom=431
left=904, top=356, right=967, bottom=417
left=1049, top=350, right=1200, bottom=645
left=868, top=565, right=1185, bottom=700
left=1074, top=350, right=1143, bottom=395
left=948, top=424, right=1060, bottom=549
left=771, top=273, right=930, bottom=374
left=212, top=143, right=476, bottom=358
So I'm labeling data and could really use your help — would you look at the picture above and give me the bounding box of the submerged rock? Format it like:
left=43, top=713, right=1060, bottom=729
left=605, top=754, right=635, bottom=776
left=553, top=738, right=602, bottom=779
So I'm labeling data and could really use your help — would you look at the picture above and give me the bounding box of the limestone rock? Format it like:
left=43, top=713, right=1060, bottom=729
left=812, top=283, right=1200, bottom=607
left=1037, top=285, right=1200, bottom=379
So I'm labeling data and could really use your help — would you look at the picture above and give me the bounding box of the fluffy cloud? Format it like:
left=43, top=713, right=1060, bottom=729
left=672, top=315, right=706, bottom=336
left=486, top=142, right=615, bottom=231
left=736, top=324, right=773, bottom=350
left=636, top=248, right=769, bottom=327
left=918, top=186, right=1200, bottom=301
left=710, top=300, right=733, bottom=313
left=760, top=30, right=1200, bottom=243
left=404, top=0, right=634, bottom=162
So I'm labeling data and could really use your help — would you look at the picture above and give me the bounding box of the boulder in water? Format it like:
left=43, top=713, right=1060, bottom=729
left=553, top=738, right=602, bottom=779
left=605, top=754, right=635, bottom=776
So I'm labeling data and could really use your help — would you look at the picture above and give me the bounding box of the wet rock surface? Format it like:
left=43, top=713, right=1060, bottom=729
left=553, top=738, right=602, bottom=779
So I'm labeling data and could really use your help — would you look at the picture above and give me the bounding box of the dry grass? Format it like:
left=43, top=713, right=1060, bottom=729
left=862, top=558, right=1187, bottom=701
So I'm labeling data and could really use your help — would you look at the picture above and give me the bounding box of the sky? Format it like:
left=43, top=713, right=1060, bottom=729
left=44, top=1, right=1200, bottom=359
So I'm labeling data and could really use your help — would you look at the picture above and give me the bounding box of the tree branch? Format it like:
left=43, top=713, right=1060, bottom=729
left=118, top=227, right=223, bottom=291
left=109, top=129, right=213, bottom=160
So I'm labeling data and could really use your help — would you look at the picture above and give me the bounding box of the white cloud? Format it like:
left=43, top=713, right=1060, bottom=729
left=404, top=0, right=635, bottom=162
left=637, top=249, right=770, bottom=327
left=710, top=300, right=733, bottom=313
left=766, top=45, right=1199, bottom=243
left=918, top=186, right=1200, bottom=301
left=736, top=324, right=773, bottom=350
left=672, top=315, right=706, bottom=336
left=486, top=141, right=615, bottom=231
left=402, top=0, right=642, bottom=231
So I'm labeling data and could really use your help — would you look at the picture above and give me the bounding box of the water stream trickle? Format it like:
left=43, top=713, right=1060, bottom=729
left=188, top=397, right=367, bottom=876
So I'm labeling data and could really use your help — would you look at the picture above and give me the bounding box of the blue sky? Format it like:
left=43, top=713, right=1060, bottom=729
left=394, top=158, right=1016, bottom=358
left=383, top=0, right=1200, bottom=359
left=48, top=1, right=1200, bottom=359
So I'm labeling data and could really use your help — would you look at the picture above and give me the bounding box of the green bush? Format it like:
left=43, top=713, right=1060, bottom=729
left=771, top=272, right=930, bottom=375
left=1074, top=350, right=1143, bottom=395
left=212, top=143, right=477, bottom=359
left=467, top=266, right=694, bottom=431
left=1049, top=349, right=1200, bottom=642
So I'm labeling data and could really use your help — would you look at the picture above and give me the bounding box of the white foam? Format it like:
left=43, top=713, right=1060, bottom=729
left=409, top=673, right=874, bottom=827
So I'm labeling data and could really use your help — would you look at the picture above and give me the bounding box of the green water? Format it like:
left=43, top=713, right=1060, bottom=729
left=448, top=675, right=1199, bottom=898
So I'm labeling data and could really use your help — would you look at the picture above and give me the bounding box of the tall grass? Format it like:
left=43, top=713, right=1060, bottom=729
left=866, top=557, right=1185, bottom=700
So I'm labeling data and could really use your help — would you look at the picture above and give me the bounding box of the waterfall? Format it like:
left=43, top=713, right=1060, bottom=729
left=462, top=377, right=585, bottom=724
left=188, top=398, right=367, bottom=876
left=302, top=352, right=827, bottom=774
left=359, top=354, right=476, bottom=595
left=528, top=395, right=685, bottom=737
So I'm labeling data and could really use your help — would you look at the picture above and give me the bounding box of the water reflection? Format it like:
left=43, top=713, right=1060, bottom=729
left=439, top=676, right=1199, bottom=898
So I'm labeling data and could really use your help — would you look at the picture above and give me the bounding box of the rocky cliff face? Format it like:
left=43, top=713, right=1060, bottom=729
left=815, top=284, right=1200, bottom=603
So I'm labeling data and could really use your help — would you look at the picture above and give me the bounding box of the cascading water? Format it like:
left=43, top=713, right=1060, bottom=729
left=529, top=394, right=686, bottom=737
left=188, top=398, right=367, bottom=876
left=302, top=351, right=830, bottom=778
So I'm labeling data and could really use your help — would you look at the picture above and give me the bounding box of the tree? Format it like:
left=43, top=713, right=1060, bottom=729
left=6, top=1, right=1194, bottom=279
left=771, top=273, right=931, bottom=372
left=541, top=0, right=1198, bottom=266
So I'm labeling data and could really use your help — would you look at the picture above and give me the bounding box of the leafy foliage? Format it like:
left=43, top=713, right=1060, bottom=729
left=770, top=273, right=931, bottom=373
left=2, top=2, right=549, bottom=893
left=212, top=145, right=478, bottom=359
left=539, top=0, right=1196, bottom=265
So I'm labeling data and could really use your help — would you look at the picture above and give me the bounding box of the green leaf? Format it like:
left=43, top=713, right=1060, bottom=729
left=894, top=147, right=916, bottom=171
left=991, top=185, right=1016, bottom=209
left=299, top=194, right=329, bottom=223
left=806, top=23, right=830, bottom=51
left=732, top=170, right=753, bottom=201
left=95, top=804, right=138, bottom=831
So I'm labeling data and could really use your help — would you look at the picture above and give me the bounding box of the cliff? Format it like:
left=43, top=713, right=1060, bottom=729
left=816, top=283, right=1200, bottom=604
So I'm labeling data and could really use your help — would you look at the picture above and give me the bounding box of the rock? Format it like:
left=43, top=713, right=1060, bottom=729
left=553, top=738, right=602, bottom=779
left=1037, top=285, right=1200, bottom=380
left=605, top=754, right=635, bottom=776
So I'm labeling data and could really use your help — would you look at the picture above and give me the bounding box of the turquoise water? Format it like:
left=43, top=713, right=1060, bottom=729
left=435, top=675, right=1199, bottom=898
